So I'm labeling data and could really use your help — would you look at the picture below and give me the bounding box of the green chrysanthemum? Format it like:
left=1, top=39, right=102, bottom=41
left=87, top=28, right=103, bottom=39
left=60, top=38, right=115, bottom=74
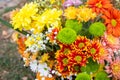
left=57, top=28, right=77, bottom=44
left=75, top=72, right=91, bottom=80
left=65, top=19, right=82, bottom=34
left=89, top=22, right=106, bottom=37
left=95, top=71, right=110, bottom=80
left=81, top=58, right=100, bottom=74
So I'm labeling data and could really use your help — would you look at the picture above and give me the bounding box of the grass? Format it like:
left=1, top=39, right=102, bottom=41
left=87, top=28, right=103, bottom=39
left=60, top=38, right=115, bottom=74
left=0, top=39, right=35, bottom=80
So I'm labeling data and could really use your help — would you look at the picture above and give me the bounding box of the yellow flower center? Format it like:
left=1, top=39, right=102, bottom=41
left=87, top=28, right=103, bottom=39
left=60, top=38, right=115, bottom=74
left=62, top=58, right=68, bottom=65
left=90, top=48, right=96, bottom=54
left=75, top=56, right=82, bottom=62
left=50, top=0, right=55, bottom=4
left=63, top=48, right=70, bottom=54
left=79, top=43, right=85, bottom=48
left=111, top=19, right=117, bottom=27
left=112, top=64, right=120, bottom=73
left=96, top=2, right=102, bottom=8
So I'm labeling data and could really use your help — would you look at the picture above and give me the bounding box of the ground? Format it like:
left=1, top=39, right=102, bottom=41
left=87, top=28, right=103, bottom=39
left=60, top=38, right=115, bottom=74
left=0, top=0, right=35, bottom=80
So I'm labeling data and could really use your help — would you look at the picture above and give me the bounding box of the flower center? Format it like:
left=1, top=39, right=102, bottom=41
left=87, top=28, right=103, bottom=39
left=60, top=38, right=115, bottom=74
left=79, top=43, right=85, bottom=48
left=90, top=48, right=96, bottom=54
left=112, top=64, right=120, bottom=73
left=75, top=56, right=82, bottom=62
left=111, top=19, right=117, bottom=27
left=96, top=2, right=102, bottom=8
left=63, top=48, right=70, bottom=54
left=62, top=58, right=68, bottom=65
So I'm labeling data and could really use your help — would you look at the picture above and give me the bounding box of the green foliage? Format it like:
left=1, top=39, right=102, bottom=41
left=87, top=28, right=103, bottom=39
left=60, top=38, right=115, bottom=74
left=89, top=22, right=106, bottom=37
left=81, top=58, right=100, bottom=74
left=65, top=19, right=82, bottom=34
left=57, top=28, right=77, bottom=44
left=0, top=18, right=29, bottom=35
left=75, top=72, right=91, bottom=80
left=79, top=21, right=93, bottom=39
left=95, top=71, right=110, bottom=80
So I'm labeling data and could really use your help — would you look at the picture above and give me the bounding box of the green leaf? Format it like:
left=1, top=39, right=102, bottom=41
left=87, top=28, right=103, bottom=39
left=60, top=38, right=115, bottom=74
left=95, top=71, right=110, bottom=80
left=65, top=19, right=82, bottom=34
left=0, top=18, right=29, bottom=35
left=75, top=72, right=91, bottom=80
left=81, top=58, right=100, bottom=74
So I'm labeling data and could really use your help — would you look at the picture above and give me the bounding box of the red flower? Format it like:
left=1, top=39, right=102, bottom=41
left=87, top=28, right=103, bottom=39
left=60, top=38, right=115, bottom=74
left=56, top=53, right=70, bottom=76
left=69, top=50, right=87, bottom=67
left=71, top=36, right=90, bottom=54
left=47, top=27, right=60, bottom=43
left=88, top=40, right=101, bottom=60
left=55, top=44, right=72, bottom=76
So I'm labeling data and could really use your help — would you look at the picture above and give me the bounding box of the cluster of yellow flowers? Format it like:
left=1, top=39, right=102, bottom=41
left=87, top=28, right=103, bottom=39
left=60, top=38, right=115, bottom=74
left=31, top=8, right=62, bottom=34
left=11, top=2, right=62, bottom=34
left=64, top=6, right=96, bottom=22
left=11, top=2, right=38, bottom=31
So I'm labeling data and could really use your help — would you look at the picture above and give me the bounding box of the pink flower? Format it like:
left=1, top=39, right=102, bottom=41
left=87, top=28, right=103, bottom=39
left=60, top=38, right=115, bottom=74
left=101, top=33, right=120, bottom=50
left=98, top=47, right=112, bottom=64
left=63, top=0, right=82, bottom=8
left=105, top=57, right=120, bottom=79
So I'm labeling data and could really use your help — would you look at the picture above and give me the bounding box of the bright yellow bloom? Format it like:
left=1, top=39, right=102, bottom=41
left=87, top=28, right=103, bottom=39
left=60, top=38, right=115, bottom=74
left=64, top=6, right=77, bottom=19
left=40, top=54, right=49, bottom=63
left=50, top=0, right=55, bottom=4
left=10, top=9, right=19, bottom=19
left=25, top=36, right=36, bottom=47
left=11, top=2, right=38, bottom=31
left=77, top=6, right=96, bottom=22
left=32, top=9, right=62, bottom=34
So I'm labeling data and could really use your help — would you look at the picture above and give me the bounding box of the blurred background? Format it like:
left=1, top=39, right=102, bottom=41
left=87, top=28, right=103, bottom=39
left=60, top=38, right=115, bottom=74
left=0, top=0, right=35, bottom=80
left=0, top=0, right=120, bottom=80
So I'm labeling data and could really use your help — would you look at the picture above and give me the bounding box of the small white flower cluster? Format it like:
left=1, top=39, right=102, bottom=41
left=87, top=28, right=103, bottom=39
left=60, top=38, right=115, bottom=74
left=25, top=27, right=58, bottom=53
left=30, top=60, right=52, bottom=78
left=25, top=33, right=49, bottom=53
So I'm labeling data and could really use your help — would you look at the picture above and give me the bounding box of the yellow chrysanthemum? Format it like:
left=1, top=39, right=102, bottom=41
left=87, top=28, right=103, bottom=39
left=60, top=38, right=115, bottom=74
left=11, top=2, right=38, bottom=31
left=50, top=0, right=55, bottom=4
left=25, top=36, right=36, bottom=47
left=10, top=9, right=19, bottom=19
left=64, top=6, right=77, bottom=19
left=77, top=6, right=96, bottom=22
left=32, top=9, right=62, bottom=34
left=40, top=54, right=49, bottom=63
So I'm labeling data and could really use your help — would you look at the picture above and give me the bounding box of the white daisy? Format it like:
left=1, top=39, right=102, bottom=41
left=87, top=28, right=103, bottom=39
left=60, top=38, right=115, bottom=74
left=37, top=63, right=51, bottom=77
left=29, top=60, right=38, bottom=72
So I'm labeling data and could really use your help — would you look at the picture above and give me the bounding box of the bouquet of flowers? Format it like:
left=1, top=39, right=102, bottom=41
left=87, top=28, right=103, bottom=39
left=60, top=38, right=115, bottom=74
left=10, top=0, right=120, bottom=80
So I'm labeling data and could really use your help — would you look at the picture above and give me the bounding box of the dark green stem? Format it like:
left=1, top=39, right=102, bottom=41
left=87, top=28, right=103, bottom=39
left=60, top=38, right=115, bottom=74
left=0, top=18, right=29, bottom=35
